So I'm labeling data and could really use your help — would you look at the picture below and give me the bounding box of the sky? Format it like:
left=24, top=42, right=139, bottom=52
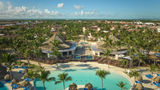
left=0, top=0, right=160, bottom=19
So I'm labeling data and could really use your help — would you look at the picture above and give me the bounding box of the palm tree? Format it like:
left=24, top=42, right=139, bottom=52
left=103, top=49, right=111, bottom=68
left=121, top=59, right=129, bottom=68
left=96, top=70, right=110, bottom=90
left=27, top=69, right=39, bottom=90
left=150, top=64, right=156, bottom=75
left=55, top=72, right=72, bottom=90
left=129, top=70, right=140, bottom=80
left=116, top=81, right=127, bottom=90
left=38, top=69, right=55, bottom=90
left=0, top=53, right=16, bottom=79
left=149, top=55, right=158, bottom=66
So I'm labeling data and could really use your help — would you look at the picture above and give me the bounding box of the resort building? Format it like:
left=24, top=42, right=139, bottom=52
left=41, top=33, right=77, bottom=58
left=91, top=43, right=102, bottom=56
left=111, top=50, right=128, bottom=60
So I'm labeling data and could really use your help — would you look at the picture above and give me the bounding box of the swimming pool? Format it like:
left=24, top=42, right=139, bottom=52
left=0, top=82, right=8, bottom=90
left=35, top=68, right=131, bottom=90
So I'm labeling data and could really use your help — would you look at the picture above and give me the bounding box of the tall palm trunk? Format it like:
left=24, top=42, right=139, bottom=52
left=129, top=60, right=133, bottom=68
left=63, top=81, right=65, bottom=90
left=154, top=59, right=156, bottom=66
left=27, top=57, right=30, bottom=66
left=42, top=81, right=46, bottom=90
left=34, top=79, right=37, bottom=90
left=108, top=60, right=110, bottom=68
left=101, top=78, right=103, bottom=90
left=138, top=61, right=141, bottom=67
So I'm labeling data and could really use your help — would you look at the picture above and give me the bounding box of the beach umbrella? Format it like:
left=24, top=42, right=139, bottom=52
left=24, top=73, right=28, bottom=77
left=69, top=83, right=77, bottom=90
left=135, top=83, right=144, bottom=90
left=11, top=79, right=17, bottom=84
left=136, top=76, right=143, bottom=81
left=85, top=83, right=93, bottom=90
left=11, top=62, right=16, bottom=66
left=19, top=81, right=27, bottom=87
left=4, top=74, right=10, bottom=80
left=154, top=76, right=160, bottom=83
left=22, top=70, right=26, bottom=74
left=21, top=63, right=25, bottom=67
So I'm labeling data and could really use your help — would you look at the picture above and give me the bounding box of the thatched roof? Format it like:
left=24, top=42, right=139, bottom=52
left=85, top=83, right=93, bottom=89
left=136, top=76, right=143, bottom=81
left=135, top=83, right=144, bottom=90
left=0, top=64, right=7, bottom=80
left=154, top=76, right=160, bottom=83
left=18, top=81, right=28, bottom=87
left=69, top=83, right=77, bottom=90
left=11, top=79, right=17, bottom=84
left=4, top=74, right=10, bottom=80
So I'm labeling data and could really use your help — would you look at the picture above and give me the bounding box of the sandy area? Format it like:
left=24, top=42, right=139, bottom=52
left=3, top=60, right=158, bottom=90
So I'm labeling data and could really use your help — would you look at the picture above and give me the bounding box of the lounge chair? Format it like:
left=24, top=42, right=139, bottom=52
left=5, top=80, right=11, bottom=83
left=84, top=88, right=94, bottom=90
left=24, top=78, right=31, bottom=82
left=22, top=86, right=29, bottom=90
left=19, top=70, right=23, bottom=73
left=145, top=74, right=153, bottom=79
left=135, top=81, right=142, bottom=83
left=21, top=66, right=28, bottom=69
left=14, top=66, right=19, bottom=69
left=153, top=82, right=160, bottom=87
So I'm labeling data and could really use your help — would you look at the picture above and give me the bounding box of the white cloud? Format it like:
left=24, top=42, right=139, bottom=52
left=0, top=1, right=59, bottom=19
left=44, top=9, right=50, bottom=14
left=57, top=3, right=64, bottom=8
left=73, top=10, right=96, bottom=16
left=74, top=5, right=83, bottom=10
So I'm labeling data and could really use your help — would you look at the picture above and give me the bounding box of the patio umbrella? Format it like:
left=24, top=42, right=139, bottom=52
left=136, top=76, right=143, bottom=81
left=11, top=62, right=16, bottom=66
left=135, top=83, right=144, bottom=90
left=24, top=73, right=28, bottom=77
left=85, top=83, right=93, bottom=90
left=69, top=83, right=77, bottom=90
left=4, top=74, right=10, bottom=80
left=154, top=76, right=160, bottom=83
left=22, top=70, right=26, bottom=74
left=11, top=79, right=17, bottom=84
left=21, top=63, right=25, bottom=67
left=19, top=81, right=27, bottom=87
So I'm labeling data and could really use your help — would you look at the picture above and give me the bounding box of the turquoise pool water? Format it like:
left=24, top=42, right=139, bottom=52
left=0, top=82, right=8, bottom=90
left=35, top=69, right=131, bottom=90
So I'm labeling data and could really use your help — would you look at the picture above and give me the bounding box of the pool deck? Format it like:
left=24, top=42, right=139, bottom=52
left=4, top=60, right=158, bottom=90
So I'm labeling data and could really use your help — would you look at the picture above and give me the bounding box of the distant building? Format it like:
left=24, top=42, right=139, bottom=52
left=91, top=26, right=101, bottom=31
left=145, top=22, right=155, bottom=25
left=134, top=21, right=143, bottom=25
left=82, top=27, right=87, bottom=33
left=157, top=27, right=160, bottom=32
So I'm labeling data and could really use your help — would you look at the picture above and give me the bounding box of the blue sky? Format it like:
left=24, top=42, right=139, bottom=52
left=0, top=0, right=160, bottom=19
